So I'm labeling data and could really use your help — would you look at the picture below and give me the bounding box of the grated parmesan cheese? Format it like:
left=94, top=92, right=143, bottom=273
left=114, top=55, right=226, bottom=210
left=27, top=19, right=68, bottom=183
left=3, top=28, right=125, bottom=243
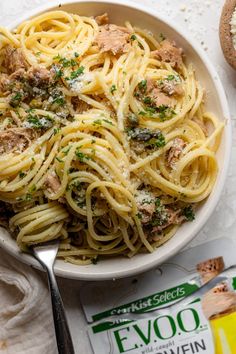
left=135, top=190, right=155, bottom=205
left=69, top=73, right=94, bottom=93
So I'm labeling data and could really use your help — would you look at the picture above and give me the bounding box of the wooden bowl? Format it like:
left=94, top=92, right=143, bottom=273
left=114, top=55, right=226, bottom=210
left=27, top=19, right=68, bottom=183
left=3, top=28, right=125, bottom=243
left=220, top=0, right=236, bottom=69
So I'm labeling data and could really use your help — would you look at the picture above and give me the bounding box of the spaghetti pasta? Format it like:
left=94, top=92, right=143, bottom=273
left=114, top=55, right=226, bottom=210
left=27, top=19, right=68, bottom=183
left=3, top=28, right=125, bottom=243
left=0, top=11, right=223, bottom=265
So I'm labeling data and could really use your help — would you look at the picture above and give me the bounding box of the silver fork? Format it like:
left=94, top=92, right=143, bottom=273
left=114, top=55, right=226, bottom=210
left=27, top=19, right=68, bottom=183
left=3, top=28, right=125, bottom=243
left=31, top=240, right=75, bottom=354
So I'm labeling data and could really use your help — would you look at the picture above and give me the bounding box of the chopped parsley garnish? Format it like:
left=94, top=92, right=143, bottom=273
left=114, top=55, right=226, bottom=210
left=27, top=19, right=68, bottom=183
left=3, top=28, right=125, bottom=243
left=19, top=171, right=26, bottom=179
left=10, top=92, right=22, bottom=107
left=55, top=156, right=63, bottom=163
left=126, top=127, right=165, bottom=147
left=29, top=184, right=36, bottom=193
left=151, top=219, right=161, bottom=227
left=138, top=80, right=147, bottom=92
left=69, top=66, right=85, bottom=80
left=166, top=75, right=175, bottom=81
left=182, top=205, right=195, bottom=221
left=131, top=34, right=137, bottom=41
left=55, top=69, right=64, bottom=79
left=139, top=105, right=176, bottom=121
left=151, top=217, right=166, bottom=227
left=154, top=198, right=166, bottom=217
left=146, top=134, right=166, bottom=148
left=26, top=115, right=40, bottom=128
left=93, top=119, right=102, bottom=126
left=53, top=128, right=61, bottom=135
left=141, top=198, right=154, bottom=205
left=70, top=59, right=77, bottom=67
left=53, top=97, right=65, bottom=106
left=25, top=193, right=32, bottom=201
left=158, top=105, right=176, bottom=121
left=76, top=200, right=86, bottom=208
left=62, top=146, right=72, bottom=155
left=146, top=107, right=157, bottom=114
left=150, top=200, right=169, bottom=227
left=53, top=55, right=77, bottom=67
left=155, top=198, right=162, bottom=209
left=26, top=114, right=54, bottom=129
left=73, top=181, right=83, bottom=191
left=103, top=119, right=114, bottom=126
left=110, top=84, right=117, bottom=94
left=75, top=148, right=91, bottom=162
left=143, top=96, right=152, bottom=105
left=138, top=106, right=156, bottom=116
left=12, top=92, right=22, bottom=101
left=74, top=52, right=79, bottom=58
left=53, top=54, right=61, bottom=61
left=26, top=108, right=35, bottom=113
left=7, top=118, right=13, bottom=124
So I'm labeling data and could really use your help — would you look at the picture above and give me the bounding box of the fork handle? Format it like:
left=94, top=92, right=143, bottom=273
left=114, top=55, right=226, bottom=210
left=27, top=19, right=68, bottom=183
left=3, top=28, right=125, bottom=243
left=46, top=267, right=75, bottom=354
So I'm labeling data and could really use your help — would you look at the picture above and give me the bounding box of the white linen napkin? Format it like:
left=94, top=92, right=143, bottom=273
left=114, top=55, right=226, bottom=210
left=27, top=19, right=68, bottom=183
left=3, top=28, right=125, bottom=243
left=0, top=249, right=57, bottom=354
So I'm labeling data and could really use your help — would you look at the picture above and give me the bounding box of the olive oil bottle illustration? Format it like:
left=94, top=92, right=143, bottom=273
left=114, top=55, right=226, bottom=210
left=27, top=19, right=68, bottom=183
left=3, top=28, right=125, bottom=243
left=210, top=303, right=236, bottom=353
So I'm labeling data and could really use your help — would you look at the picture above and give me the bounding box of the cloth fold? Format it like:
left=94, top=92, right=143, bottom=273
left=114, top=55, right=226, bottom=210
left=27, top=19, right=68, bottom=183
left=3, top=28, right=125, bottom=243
left=0, top=249, right=57, bottom=354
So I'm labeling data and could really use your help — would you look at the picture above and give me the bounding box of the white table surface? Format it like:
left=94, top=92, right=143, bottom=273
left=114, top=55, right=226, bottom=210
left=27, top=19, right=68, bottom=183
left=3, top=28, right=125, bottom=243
left=1, top=0, right=236, bottom=353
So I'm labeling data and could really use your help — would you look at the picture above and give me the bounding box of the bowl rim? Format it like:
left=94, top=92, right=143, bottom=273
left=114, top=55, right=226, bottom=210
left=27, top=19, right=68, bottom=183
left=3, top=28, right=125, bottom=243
left=0, top=0, right=232, bottom=280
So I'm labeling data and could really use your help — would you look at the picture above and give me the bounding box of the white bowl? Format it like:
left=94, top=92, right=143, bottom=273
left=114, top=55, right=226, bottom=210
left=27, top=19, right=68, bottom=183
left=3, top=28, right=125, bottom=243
left=0, top=0, right=231, bottom=280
